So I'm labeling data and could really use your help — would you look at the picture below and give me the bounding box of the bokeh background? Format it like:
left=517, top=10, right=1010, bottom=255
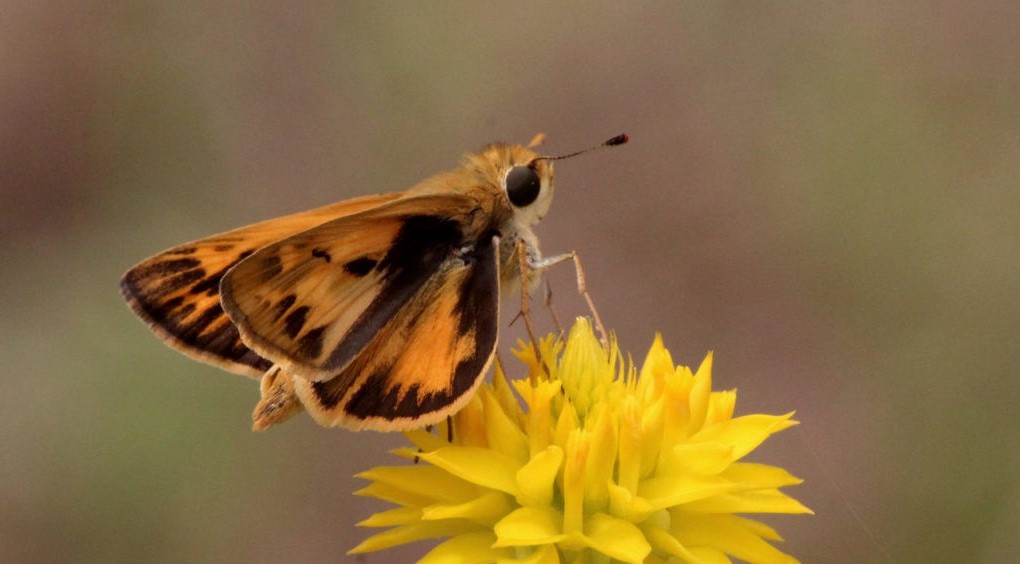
left=2, top=2, right=1018, bottom=562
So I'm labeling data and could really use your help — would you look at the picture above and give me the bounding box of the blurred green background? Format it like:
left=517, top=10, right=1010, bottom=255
left=2, top=2, right=1018, bottom=562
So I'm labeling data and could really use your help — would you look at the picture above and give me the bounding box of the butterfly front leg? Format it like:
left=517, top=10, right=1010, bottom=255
left=251, top=365, right=304, bottom=431
left=523, top=245, right=609, bottom=348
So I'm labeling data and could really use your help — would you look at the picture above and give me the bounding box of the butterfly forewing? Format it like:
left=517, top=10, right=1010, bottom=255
left=120, top=193, right=402, bottom=377
left=219, top=194, right=486, bottom=382
left=291, top=235, right=500, bottom=430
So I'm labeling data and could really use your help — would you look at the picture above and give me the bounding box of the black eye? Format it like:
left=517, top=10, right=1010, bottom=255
left=505, top=166, right=541, bottom=207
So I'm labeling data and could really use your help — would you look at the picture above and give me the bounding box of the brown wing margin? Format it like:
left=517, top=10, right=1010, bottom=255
left=292, top=234, right=501, bottom=431
left=120, top=193, right=403, bottom=378
left=120, top=247, right=274, bottom=378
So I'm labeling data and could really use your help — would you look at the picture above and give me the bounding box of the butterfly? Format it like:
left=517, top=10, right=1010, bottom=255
left=121, top=133, right=628, bottom=432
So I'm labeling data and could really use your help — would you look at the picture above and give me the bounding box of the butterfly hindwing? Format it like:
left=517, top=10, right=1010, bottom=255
left=291, top=234, right=500, bottom=430
left=120, top=193, right=403, bottom=377
left=219, top=194, right=485, bottom=382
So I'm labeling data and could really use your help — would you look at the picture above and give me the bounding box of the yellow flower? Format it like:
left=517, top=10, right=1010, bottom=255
left=349, top=318, right=812, bottom=563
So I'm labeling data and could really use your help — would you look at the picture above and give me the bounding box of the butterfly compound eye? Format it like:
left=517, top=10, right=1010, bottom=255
left=505, top=166, right=542, bottom=207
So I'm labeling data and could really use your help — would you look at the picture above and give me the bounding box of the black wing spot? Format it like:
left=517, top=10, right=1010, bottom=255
left=260, top=255, right=283, bottom=281
left=273, top=294, right=297, bottom=322
left=284, top=306, right=310, bottom=339
left=133, top=258, right=201, bottom=279
left=297, top=325, right=326, bottom=360
left=154, top=268, right=205, bottom=295
left=311, top=247, right=332, bottom=263
left=343, top=256, right=378, bottom=277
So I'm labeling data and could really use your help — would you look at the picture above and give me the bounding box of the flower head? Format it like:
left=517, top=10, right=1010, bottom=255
left=350, top=318, right=812, bottom=563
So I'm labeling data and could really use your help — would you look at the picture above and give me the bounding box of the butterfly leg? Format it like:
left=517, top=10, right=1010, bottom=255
left=516, top=240, right=548, bottom=380
left=251, top=365, right=304, bottom=431
left=544, top=279, right=564, bottom=336
left=528, top=251, right=609, bottom=348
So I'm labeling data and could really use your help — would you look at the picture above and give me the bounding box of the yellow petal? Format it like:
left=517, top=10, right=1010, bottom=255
left=638, top=474, right=737, bottom=510
left=555, top=401, right=580, bottom=451
left=581, top=512, right=651, bottom=563
left=483, top=383, right=529, bottom=462
left=643, top=524, right=702, bottom=563
left=516, top=446, right=564, bottom=507
left=497, top=544, right=561, bottom=564
left=607, top=482, right=653, bottom=522
left=638, top=333, right=674, bottom=396
left=688, top=352, right=713, bottom=433
left=348, top=519, right=482, bottom=554
left=354, top=482, right=432, bottom=509
left=722, top=462, right=805, bottom=489
left=355, top=464, right=476, bottom=503
left=658, top=372, right=692, bottom=471
left=691, top=413, right=797, bottom=460
left=681, top=489, right=814, bottom=515
left=423, top=490, right=516, bottom=525
left=672, top=512, right=800, bottom=564
left=417, top=447, right=522, bottom=495
left=517, top=379, right=561, bottom=457
left=454, top=391, right=489, bottom=448
left=420, top=531, right=514, bottom=564
left=685, top=546, right=732, bottom=564
left=493, top=506, right=566, bottom=547
left=357, top=506, right=421, bottom=527
left=663, top=442, right=735, bottom=476
left=705, top=390, right=736, bottom=426
left=583, top=406, right=617, bottom=511
left=402, top=428, right=451, bottom=453
left=617, top=397, right=644, bottom=494
left=562, top=430, right=588, bottom=535
left=492, top=357, right=526, bottom=428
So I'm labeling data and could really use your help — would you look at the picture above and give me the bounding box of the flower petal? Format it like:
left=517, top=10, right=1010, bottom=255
left=402, top=429, right=451, bottom=454
left=691, top=413, right=798, bottom=460
left=491, top=358, right=526, bottom=428
left=671, top=512, right=800, bottom=564
left=423, top=490, right=516, bottom=525
left=356, top=464, right=476, bottom=504
left=497, top=544, right=560, bottom=564
left=722, top=462, right=804, bottom=489
left=581, top=512, right=651, bottom=563
left=643, top=524, right=702, bottom=563
left=515, top=446, right=564, bottom=507
left=453, top=391, right=489, bottom=448
left=607, top=482, right=654, bottom=522
left=348, top=519, right=482, bottom=554
left=493, top=506, right=566, bottom=547
left=688, top=352, right=713, bottom=433
left=420, top=531, right=513, bottom=564
left=663, top=442, right=735, bottom=476
left=638, top=474, right=737, bottom=509
left=417, top=446, right=522, bottom=495
left=483, top=383, right=529, bottom=462
left=517, top=378, right=561, bottom=457
left=357, top=506, right=421, bottom=527
left=681, top=489, right=814, bottom=515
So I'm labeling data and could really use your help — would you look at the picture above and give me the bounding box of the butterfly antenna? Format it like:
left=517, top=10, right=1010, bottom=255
left=533, top=133, right=629, bottom=162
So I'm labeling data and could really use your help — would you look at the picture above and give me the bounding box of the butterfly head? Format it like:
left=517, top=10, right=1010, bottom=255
left=502, top=147, right=556, bottom=227
left=459, top=143, right=556, bottom=228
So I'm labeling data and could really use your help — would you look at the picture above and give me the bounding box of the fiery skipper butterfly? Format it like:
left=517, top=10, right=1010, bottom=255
left=121, top=133, right=627, bottom=431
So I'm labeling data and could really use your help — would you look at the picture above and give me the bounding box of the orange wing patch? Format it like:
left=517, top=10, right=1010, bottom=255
left=219, top=195, right=483, bottom=382
left=291, top=236, right=500, bottom=431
